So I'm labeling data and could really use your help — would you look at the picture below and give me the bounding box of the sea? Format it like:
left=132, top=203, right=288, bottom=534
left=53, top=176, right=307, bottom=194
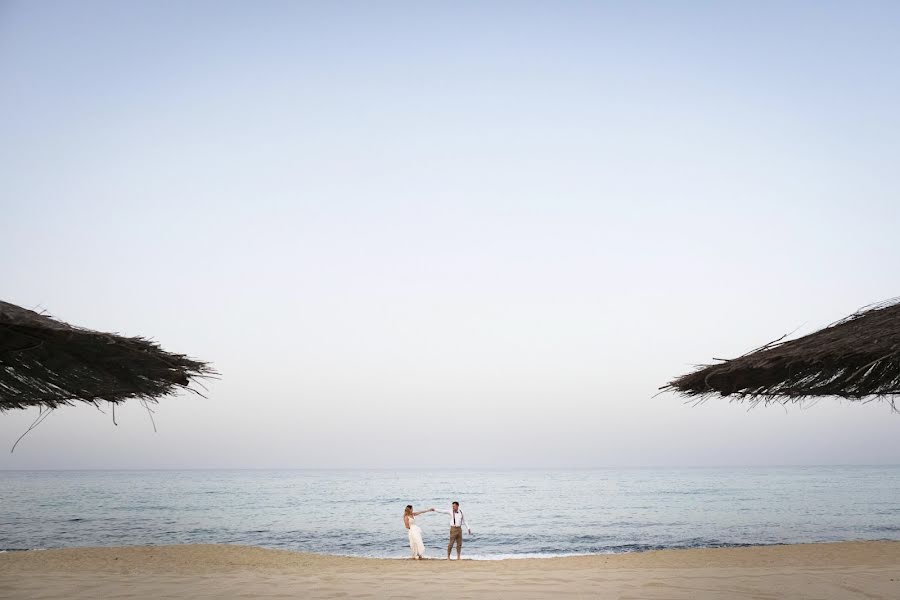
left=3, top=467, right=900, bottom=559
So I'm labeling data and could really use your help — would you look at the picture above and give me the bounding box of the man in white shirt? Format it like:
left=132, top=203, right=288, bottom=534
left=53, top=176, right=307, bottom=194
left=435, top=501, right=471, bottom=560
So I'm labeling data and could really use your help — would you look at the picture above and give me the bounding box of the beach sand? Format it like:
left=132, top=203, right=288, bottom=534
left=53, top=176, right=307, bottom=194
left=2, top=541, right=899, bottom=599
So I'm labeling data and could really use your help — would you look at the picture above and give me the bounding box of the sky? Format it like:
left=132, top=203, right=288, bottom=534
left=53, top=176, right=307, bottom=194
left=2, top=0, right=900, bottom=469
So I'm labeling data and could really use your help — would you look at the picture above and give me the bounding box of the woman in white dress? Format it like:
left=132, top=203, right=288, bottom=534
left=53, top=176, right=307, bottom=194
left=403, top=505, right=435, bottom=559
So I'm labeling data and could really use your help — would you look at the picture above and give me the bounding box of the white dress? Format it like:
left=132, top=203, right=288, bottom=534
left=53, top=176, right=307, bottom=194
left=407, top=516, right=425, bottom=558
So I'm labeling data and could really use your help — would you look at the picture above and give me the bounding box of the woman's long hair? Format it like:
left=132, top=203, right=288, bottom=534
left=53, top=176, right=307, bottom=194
left=404, top=505, right=413, bottom=517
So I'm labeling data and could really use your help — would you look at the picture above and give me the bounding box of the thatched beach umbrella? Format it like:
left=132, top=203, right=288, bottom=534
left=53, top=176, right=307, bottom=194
left=0, top=300, right=213, bottom=412
left=662, top=299, right=900, bottom=406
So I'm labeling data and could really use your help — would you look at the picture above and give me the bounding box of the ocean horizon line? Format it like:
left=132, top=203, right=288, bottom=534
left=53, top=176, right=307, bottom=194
left=3, top=463, right=900, bottom=472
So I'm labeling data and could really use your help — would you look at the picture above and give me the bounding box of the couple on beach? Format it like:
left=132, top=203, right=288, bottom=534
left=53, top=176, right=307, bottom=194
left=404, top=501, right=471, bottom=560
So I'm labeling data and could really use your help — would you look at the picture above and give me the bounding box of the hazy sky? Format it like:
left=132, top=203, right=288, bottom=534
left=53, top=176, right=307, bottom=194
left=2, top=1, right=900, bottom=468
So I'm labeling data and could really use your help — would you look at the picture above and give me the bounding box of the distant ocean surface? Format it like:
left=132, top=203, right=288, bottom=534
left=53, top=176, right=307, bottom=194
left=3, top=468, right=900, bottom=559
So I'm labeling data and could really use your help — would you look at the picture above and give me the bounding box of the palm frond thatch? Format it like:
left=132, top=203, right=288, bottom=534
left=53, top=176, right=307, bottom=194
left=662, top=298, right=900, bottom=405
left=0, top=300, right=213, bottom=411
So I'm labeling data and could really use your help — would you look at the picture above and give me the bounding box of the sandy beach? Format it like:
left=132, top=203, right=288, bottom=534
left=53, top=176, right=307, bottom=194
left=2, top=541, right=899, bottom=599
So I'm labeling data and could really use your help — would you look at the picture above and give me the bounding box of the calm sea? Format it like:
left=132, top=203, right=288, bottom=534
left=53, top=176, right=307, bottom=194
left=3, top=467, right=900, bottom=559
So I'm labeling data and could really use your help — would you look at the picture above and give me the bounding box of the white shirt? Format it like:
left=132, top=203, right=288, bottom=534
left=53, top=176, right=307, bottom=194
left=436, top=508, right=471, bottom=532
